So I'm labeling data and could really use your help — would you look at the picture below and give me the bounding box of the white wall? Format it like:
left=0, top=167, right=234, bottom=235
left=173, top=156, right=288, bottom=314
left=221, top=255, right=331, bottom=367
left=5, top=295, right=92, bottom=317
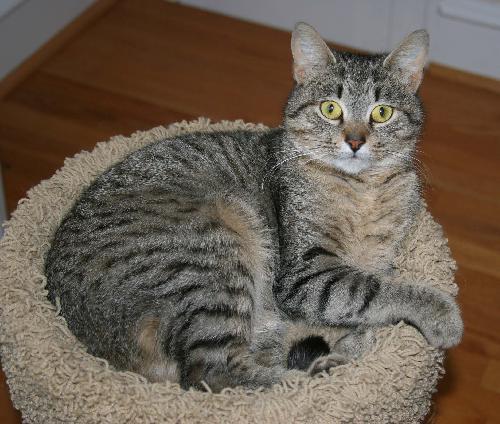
left=182, top=0, right=500, bottom=79
left=0, top=0, right=25, bottom=18
left=181, top=0, right=417, bottom=53
left=0, top=0, right=96, bottom=80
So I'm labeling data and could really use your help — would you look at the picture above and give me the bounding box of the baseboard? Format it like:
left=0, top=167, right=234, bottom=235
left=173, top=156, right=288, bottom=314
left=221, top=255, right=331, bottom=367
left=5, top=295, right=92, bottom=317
left=0, top=0, right=118, bottom=99
left=428, top=62, right=500, bottom=94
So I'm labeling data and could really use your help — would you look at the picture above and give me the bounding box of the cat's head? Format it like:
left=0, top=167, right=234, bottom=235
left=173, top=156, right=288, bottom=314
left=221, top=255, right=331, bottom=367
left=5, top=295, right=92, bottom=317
left=284, top=23, right=428, bottom=175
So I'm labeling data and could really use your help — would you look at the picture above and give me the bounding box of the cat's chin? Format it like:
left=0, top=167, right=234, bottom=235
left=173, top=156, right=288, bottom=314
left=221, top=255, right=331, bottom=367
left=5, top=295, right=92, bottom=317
left=330, top=157, right=371, bottom=175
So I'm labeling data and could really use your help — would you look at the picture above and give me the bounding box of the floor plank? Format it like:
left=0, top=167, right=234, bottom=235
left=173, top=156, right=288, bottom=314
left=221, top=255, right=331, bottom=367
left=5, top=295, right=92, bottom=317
left=0, top=0, right=499, bottom=422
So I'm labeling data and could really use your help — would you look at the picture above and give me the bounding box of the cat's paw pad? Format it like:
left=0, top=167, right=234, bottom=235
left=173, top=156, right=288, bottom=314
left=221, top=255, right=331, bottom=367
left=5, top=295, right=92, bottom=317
left=308, top=353, right=348, bottom=376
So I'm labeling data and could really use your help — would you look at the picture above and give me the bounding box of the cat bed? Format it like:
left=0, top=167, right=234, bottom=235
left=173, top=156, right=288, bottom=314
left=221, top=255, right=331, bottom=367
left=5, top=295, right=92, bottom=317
left=0, top=118, right=458, bottom=423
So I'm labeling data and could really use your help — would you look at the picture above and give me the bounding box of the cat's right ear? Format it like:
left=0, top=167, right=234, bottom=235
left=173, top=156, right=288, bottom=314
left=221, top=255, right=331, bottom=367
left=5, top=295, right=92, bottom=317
left=291, top=22, right=336, bottom=84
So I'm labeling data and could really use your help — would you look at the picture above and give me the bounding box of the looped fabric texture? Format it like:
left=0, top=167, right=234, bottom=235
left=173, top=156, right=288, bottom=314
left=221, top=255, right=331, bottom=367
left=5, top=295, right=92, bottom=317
left=0, top=119, right=458, bottom=423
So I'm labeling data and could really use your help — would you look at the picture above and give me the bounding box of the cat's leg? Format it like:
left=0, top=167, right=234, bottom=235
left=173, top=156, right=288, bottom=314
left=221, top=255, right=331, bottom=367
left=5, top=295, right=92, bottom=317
left=134, top=307, right=299, bottom=391
left=155, top=196, right=303, bottom=392
left=180, top=343, right=302, bottom=392
left=275, top=254, right=463, bottom=349
left=307, top=352, right=349, bottom=375
left=307, top=328, right=375, bottom=375
left=159, top=284, right=297, bottom=390
left=333, top=327, right=376, bottom=359
left=167, top=307, right=304, bottom=392
left=284, top=325, right=373, bottom=375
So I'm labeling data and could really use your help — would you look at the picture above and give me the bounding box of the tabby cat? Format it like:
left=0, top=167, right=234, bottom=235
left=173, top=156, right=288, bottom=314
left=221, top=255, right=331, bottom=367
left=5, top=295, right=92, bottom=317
left=45, top=23, right=463, bottom=392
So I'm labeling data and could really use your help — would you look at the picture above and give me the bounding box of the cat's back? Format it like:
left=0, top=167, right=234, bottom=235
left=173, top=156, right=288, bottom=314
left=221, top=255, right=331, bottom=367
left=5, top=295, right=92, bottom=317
left=49, top=128, right=275, bottom=252
left=44, top=128, right=279, bottom=369
left=92, top=129, right=273, bottom=197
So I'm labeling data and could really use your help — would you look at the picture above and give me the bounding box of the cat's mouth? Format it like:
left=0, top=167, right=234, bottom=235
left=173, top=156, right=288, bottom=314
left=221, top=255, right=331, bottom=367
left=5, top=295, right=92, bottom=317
left=330, top=153, right=372, bottom=174
left=307, top=148, right=372, bottom=174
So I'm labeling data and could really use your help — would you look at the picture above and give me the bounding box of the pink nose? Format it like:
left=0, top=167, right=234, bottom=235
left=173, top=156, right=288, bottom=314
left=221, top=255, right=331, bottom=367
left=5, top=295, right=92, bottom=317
left=346, top=139, right=365, bottom=152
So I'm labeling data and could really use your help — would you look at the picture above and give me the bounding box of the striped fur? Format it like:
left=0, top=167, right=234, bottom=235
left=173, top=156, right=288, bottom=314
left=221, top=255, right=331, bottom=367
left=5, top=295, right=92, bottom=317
left=45, top=24, right=462, bottom=391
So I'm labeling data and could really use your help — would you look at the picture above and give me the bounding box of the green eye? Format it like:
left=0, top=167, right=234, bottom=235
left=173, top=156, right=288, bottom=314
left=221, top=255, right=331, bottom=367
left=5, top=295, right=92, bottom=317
left=371, top=105, right=393, bottom=123
left=320, top=101, right=343, bottom=120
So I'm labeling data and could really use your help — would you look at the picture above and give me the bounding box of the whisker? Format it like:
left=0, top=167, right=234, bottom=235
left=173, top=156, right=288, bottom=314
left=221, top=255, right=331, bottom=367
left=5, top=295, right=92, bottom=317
left=260, top=145, right=333, bottom=190
left=383, top=151, right=431, bottom=185
left=260, top=152, right=312, bottom=189
left=304, top=151, right=332, bottom=168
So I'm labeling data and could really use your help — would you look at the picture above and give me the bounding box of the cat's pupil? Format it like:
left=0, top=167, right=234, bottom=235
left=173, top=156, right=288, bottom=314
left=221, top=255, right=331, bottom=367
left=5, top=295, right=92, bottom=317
left=328, top=104, right=334, bottom=113
left=379, top=107, right=385, bottom=116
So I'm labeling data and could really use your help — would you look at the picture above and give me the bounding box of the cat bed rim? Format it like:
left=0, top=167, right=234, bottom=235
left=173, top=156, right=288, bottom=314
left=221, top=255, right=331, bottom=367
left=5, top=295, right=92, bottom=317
left=0, top=118, right=456, bottom=423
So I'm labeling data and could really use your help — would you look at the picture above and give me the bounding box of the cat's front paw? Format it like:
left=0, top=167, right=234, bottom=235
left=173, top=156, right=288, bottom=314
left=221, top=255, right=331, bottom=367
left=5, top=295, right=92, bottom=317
left=412, top=289, right=463, bottom=349
left=308, top=353, right=348, bottom=376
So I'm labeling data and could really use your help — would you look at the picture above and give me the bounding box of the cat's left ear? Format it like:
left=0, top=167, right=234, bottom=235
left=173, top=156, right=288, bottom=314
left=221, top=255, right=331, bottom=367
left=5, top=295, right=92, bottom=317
left=383, top=30, right=429, bottom=92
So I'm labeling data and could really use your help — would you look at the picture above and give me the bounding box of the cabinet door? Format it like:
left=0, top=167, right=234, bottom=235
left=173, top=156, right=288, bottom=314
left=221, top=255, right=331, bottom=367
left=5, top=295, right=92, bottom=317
left=427, top=0, right=500, bottom=79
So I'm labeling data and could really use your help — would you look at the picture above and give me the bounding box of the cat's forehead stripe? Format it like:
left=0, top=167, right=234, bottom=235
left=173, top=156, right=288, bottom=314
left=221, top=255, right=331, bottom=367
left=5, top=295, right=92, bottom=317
left=337, top=85, right=343, bottom=99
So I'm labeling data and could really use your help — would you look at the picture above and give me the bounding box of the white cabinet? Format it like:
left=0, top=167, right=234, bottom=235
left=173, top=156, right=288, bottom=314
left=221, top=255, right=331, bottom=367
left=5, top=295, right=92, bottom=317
left=428, top=0, right=500, bottom=79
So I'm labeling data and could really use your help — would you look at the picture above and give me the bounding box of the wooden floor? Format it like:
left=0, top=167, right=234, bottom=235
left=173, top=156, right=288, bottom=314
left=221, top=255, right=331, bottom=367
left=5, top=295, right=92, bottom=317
left=1, top=1, right=499, bottom=422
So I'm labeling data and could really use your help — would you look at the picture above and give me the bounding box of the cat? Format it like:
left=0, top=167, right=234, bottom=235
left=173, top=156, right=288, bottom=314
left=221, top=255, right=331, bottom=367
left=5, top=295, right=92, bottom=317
left=45, top=23, right=463, bottom=392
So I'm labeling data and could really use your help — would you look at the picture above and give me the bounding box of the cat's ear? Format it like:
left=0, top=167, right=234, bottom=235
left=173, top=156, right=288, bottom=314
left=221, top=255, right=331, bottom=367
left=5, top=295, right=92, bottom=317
left=291, top=22, right=336, bottom=84
left=383, top=29, right=429, bottom=92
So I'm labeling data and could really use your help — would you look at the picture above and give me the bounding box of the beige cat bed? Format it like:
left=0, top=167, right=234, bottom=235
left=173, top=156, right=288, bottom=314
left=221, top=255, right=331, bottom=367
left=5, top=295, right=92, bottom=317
left=0, top=119, right=457, bottom=423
